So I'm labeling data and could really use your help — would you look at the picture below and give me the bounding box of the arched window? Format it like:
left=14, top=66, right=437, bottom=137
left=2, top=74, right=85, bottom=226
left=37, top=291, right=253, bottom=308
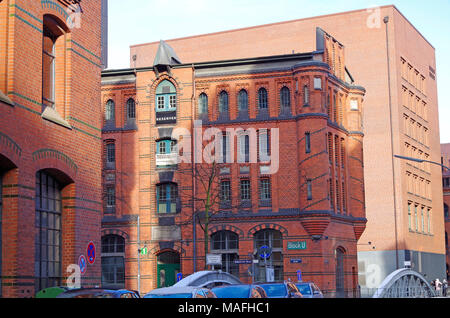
left=280, top=87, right=290, bottom=110
left=219, top=91, right=229, bottom=114
left=258, top=88, right=268, bottom=109
left=101, top=235, right=125, bottom=289
left=35, top=171, right=63, bottom=291
left=238, top=89, right=248, bottom=111
left=211, top=231, right=239, bottom=276
left=254, top=229, right=283, bottom=282
left=105, top=100, right=115, bottom=123
left=198, top=93, right=208, bottom=115
left=42, top=15, right=68, bottom=110
left=157, top=183, right=178, bottom=214
left=126, top=98, right=136, bottom=121
left=155, top=80, right=177, bottom=112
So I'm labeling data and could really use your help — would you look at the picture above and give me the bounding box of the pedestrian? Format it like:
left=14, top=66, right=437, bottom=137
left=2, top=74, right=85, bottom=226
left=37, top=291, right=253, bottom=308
left=435, top=279, right=442, bottom=296
left=443, top=279, right=448, bottom=297
left=431, top=280, right=435, bottom=290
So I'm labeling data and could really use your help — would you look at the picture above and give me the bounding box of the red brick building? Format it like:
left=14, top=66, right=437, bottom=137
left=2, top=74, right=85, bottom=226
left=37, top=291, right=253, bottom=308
left=101, top=28, right=366, bottom=297
left=0, top=0, right=105, bottom=297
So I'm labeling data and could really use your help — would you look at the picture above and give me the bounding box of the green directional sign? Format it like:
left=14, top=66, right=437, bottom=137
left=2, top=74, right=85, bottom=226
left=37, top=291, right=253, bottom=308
left=140, top=247, right=148, bottom=255
left=287, top=241, right=307, bottom=250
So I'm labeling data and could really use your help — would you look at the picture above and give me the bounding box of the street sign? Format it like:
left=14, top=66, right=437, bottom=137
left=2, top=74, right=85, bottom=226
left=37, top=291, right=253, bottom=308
left=140, top=247, right=148, bottom=255
left=86, top=241, right=96, bottom=264
left=290, top=258, right=303, bottom=264
left=297, top=270, right=302, bottom=282
left=176, top=272, right=183, bottom=282
left=206, top=254, right=222, bottom=266
left=234, top=259, right=253, bottom=265
left=259, top=245, right=272, bottom=259
left=287, top=241, right=307, bottom=250
left=78, top=255, right=87, bottom=275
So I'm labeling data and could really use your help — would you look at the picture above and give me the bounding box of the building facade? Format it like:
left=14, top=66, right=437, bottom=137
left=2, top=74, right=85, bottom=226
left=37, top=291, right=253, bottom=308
left=441, top=143, right=450, bottom=280
left=0, top=0, right=104, bottom=297
left=101, top=29, right=366, bottom=297
left=129, top=5, right=446, bottom=293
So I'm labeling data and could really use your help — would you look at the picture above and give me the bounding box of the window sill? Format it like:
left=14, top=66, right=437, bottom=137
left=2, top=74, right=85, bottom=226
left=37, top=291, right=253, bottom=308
left=42, top=106, right=72, bottom=129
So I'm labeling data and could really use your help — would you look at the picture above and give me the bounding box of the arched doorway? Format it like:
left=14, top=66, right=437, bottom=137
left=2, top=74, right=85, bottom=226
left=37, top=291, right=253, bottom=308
left=335, top=247, right=346, bottom=298
left=157, top=251, right=180, bottom=288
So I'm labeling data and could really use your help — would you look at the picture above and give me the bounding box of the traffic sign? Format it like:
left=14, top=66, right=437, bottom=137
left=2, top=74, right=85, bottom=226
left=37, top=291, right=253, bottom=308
left=87, top=241, right=96, bottom=264
left=78, top=255, right=87, bottom=275
left=297, top=270, right=302, bottom=282
left=259, top=245, right=272, bottom=259
left=176, top=273, right=183, bottom=282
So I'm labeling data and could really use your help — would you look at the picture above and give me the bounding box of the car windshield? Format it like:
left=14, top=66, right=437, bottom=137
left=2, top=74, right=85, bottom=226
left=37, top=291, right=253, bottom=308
left=260, top=284, right=287, bottom=297
left=296, top=284, right=312, bottom=295
left=144, top=293, right=192, bottom=298
left=212, top=286, right=249, bottom=298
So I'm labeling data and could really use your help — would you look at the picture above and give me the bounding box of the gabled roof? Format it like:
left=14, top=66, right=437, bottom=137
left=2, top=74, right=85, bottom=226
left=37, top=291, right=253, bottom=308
left=153, top=40, right=181, bottom=67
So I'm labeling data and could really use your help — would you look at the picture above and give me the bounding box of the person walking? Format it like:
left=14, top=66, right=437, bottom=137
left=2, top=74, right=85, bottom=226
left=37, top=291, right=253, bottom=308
left=435, top=279, right=442, bottom=297
left=443, top=279, right=448, bottom=297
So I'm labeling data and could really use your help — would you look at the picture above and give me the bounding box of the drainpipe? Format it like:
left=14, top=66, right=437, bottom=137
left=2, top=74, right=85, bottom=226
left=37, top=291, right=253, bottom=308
left=191, top=64, right=197, bottom=272
left=384, top=16, right=400, bottom=270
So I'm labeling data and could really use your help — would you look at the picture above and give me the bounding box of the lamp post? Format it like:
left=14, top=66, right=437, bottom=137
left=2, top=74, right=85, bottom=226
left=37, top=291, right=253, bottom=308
left=394, top=155, right=450, bottom=171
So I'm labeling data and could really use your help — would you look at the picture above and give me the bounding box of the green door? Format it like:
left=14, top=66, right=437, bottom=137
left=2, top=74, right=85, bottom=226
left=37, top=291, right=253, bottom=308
left=157, top=251, right=180, bottom=288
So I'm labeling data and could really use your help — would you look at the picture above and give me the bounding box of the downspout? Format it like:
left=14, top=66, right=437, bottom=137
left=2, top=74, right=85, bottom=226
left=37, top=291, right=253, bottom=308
left=191, top=64, right=197, bottom=272
left=384, top=16, right=400, bottom=270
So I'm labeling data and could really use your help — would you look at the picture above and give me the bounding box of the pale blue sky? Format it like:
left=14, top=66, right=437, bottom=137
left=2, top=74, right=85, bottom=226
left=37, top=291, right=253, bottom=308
left=107, top=0, right=449, bottom=144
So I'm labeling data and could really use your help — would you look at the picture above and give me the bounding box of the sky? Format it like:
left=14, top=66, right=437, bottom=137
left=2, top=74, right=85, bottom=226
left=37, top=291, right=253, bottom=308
left=107, top=0, right=450, bottom=144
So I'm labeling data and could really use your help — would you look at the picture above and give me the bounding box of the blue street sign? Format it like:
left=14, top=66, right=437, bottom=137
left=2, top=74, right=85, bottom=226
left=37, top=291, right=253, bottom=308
left=78, top=255, right=87, bottom=275
left=297, top=270, right=302, bottom=282
left=176, top=273, right=183, bottom=282
left=290, top=259, right=303, bottom=264
left=87, top=241, right=96, bottom=264
left=234, top=260, right=253, bottom=265
left=259, top=245, right=272, bottom=259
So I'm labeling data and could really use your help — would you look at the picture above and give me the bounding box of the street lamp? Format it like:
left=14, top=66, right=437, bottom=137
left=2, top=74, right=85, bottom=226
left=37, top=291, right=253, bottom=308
left=394, top=155, right=450, bottom=171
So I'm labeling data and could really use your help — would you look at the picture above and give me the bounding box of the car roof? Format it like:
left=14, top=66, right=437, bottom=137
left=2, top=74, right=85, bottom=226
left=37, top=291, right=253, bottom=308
left=173, top=270, right=242, bottom=287
left=145, top=286, right=205, bottom=295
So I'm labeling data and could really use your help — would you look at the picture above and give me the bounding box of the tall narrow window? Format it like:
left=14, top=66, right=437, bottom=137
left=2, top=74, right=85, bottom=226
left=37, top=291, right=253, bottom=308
left=414, top=205, right=418, bottom=231
left=408, top=202, right=412, bottom=230
left=328, top=133, right=333, bottom=164
left=106, top=143, right=115, bottom=165
left=35, top=171, right=62, bottom=291
left=336, top=180, right=340, bottom=212
left=238, top=134, right=250, bottom=163
left=307, top=180, right=312, bottom=201
left=238, top=89, right=248, bottom=111
left=221, top=132, right=230, bottom=163
left=342, top=182, right=346, bottom=212
left=340, top=138, right=345, bottom=168
left=305, top=132, right=311, bottom=154
left=240, top=179, right=251, bottom=201
left=42, top=15, right=67, bottom=111
left=198, top=93, right=208, bottom=115
left=220, top=180, right=231, bottom=204
left=280, top=87, right=290, bottom=110
left=126, top=98, right=136, bottom=122
left=258, top=88, right=268, bottom=109
left=105, top=100, right=115, bottom=123
left=259, top=129, right=270, bottom=162
left=219, top=91, right=229, bottom=114
left=106, top=186, right=116, bottom=213
left=303, top=85, right=309, bottom=105
left=157, top=183, right=178, bottom=214
left=329, top=178, right=335, bottom=210
left=260, top=178, right=271, bottom=201
left=101, top=235, right=125, bottom=289
left=334, top=136, right=340, bottom=167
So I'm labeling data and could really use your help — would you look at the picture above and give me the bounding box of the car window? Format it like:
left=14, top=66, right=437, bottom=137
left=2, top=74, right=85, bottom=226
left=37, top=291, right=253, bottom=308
left=261, top=284, right=287, bottom=297
left=296, top=284, right=312, bottom=295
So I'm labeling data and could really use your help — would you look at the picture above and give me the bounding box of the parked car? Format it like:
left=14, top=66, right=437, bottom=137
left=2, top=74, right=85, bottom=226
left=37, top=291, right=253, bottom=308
left=259, top=282, right=303, bottom=298
left=56, top=288, right=140, bottom=298
left=295, top=282, right=324, bottom=298
left=143, top=286, right=217, bottom=298
left=212, top=284, right=268, bottom=298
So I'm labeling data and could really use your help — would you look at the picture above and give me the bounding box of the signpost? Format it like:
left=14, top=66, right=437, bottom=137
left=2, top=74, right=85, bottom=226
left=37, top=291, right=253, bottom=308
left=206, top=254, right=222, bottom=270
left=297, top=270, right=302, bottom=282
left=78, top=255, right=87, bottom=275
left=86, top=241, right=96, bottom=264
